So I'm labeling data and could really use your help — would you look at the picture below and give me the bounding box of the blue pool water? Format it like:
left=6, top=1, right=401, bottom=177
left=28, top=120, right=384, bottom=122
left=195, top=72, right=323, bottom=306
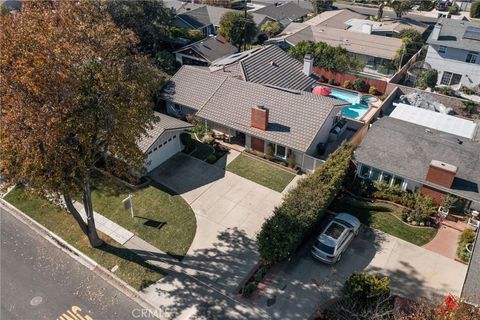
left=327, top=87, right=372, bottom=120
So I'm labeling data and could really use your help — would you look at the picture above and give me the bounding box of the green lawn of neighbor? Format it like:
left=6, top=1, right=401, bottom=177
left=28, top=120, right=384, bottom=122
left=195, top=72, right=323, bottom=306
left=329, top=196, right=438, bottom=246
left=87, top=180, right=196, bottom=260
left=5, top=187, right=165, bottom=290
left=226, top=154, right=295, bottom=192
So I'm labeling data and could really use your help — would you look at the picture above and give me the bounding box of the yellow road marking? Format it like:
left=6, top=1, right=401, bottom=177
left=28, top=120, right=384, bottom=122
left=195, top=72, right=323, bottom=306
left=57, top=306, right=93, bottom=320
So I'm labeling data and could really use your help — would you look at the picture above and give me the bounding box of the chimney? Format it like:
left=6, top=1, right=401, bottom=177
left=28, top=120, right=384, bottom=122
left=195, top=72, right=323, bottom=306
left=303, top=54, right=314, bottom=76
left=425, top=160, right=457, bottom=188
left=431, top=22, right=442, bottom=41
left=361, top=24, right=372, bottom=34
left=251, top=106, right=269, bottom=131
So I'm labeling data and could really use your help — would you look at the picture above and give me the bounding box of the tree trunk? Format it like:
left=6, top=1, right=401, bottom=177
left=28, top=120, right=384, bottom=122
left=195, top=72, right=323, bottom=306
left=82, top=179, right=103, bottom=248
left=64, top=196, right=88, bottom=235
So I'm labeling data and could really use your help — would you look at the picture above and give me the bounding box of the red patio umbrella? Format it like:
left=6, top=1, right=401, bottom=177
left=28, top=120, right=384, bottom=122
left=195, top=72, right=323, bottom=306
left=312, top=86, right=332, bottom=96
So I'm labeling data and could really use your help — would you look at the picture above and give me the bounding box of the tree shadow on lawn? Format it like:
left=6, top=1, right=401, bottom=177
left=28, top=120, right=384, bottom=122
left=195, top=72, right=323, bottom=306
left=100, top=227, right=262, bottom=319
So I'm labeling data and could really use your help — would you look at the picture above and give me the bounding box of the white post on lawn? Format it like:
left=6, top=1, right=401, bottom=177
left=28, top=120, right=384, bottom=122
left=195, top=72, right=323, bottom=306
left=122, top=194, right=134, bottom=218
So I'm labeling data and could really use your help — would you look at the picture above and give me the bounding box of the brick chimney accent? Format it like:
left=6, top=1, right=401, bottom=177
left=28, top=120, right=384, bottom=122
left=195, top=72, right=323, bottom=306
left=425, top=160, right=457, bottom=188
left=251, top=106, right=269, bottom=131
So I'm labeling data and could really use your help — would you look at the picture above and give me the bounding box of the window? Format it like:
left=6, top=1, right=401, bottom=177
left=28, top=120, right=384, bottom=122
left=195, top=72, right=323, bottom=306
left=440, top=72, right=462, bottom=86
left=173, top=135, right=176, bottom=139
left=360, top=165, right=371, bottom=178
left=148, top=151, right=152, bottom=155
left=370, top=169, right=381, bottom=181
left=153, top=147, right=158, bottom=151
left=381, top=172, right=392, bottom=185
left=275, top=144, right=287, bottom=159
left=163, top=141, right=167, bottom=145
left=466, top=52, right=478, bottom=64
left=393, top=176, right=403, bottom=187
left=438, top=46, right=447, bottom=54
left=168, top=138, right=172, bottom=142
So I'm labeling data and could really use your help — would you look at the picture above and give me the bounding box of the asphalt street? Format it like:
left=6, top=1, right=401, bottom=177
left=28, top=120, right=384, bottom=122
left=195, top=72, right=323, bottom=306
left=0, top=207, right=150, bottom=320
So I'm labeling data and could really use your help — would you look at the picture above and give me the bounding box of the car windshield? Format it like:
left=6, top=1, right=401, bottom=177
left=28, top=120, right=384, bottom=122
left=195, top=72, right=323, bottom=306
left=335, top=218, right=353, bottom=229
left=324, top=222, right=345, bottom=240
left=314, top=240, right=335, bottom=254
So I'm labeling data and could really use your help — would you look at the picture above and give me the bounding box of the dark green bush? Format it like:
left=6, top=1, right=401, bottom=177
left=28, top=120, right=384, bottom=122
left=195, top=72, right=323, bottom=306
left=256, top=143, right=354, bottom=264
left=472, top=0, right=480, bottom=18
left=460, top=85, right=476, bottom=95
left=463, top=100, right=479, bottom=115
left=241, top=282, right=257, bottom=297
left=353, top=78, right=367, bottom=92
left=343, top=80, right=353, bottom=89
left=449, top=4, right=459, bottom=14
left=418, top=0, right=435, bottom=11
left=415, top=69, right=438, bottom=90
left=180, top=133, right=195, bottom=153
left=206, top=154, right=217, bottom=164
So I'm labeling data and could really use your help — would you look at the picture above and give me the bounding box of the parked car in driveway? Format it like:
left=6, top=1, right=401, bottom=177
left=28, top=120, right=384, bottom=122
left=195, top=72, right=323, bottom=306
left=311, top=213, right=361, bottom=264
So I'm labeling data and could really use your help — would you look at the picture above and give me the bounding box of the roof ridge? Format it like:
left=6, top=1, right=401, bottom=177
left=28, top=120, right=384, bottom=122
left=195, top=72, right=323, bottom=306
left=195, top=72, right=229, bottom=114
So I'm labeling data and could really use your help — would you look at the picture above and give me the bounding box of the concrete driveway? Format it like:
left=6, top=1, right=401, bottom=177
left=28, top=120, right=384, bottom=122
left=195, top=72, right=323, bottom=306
left=256, top=225, right=468, bottom=320
left=149, top=153, right=283, bottom=291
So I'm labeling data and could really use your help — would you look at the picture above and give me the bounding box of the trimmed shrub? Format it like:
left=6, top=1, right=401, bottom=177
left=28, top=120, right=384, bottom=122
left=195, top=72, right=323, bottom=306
left=206, top=154, right=217, bottom=164
left=457, top=229, right=476, bottom=262
left=449, top=4, right=459, bottom=15
left=460, top=85, right=476, bottom=95
left=343, top=273, right=390, bottom=304
left=353, top=78, right=367, bottom=92
left=368, top=86, right=379, bottom=95
left=463, top=100, right=479, bottom=115
left=343, top=80, right=353, bottom=89
left=472, top=0, right=480, bottom=18
left=257, top=143, right=354, bottom=264
left=328, top=78, right=335, bottom=85
left=435, top=86, right=457, bottom=97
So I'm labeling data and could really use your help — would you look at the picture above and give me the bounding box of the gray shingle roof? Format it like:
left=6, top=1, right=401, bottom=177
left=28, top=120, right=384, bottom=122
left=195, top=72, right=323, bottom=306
left=427, top=18, right=480, bottom=52
left=285, top=25, right=404, bottom=60
left=305, top=9, right=367, bottom=30
left=252, top=2, right=310, bottom=25
left=175, top=5, right=270, bottom=29
left=355, top=117, right=480, bottom=203
left=161, top=65, right=228, bottom=111
left=174, top=35, right=238, bottom=63
left=138, top=112, right=193, bottom=153
left=462, top=230, right=480, bottom=307
left=211, top=45, right=316, bottom=91
left=160, top=66, right=347, bottom=152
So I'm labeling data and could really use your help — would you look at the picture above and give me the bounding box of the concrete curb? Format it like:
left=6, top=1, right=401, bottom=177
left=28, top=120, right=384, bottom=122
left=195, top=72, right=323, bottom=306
left=0, top=199, right=164, bottom=320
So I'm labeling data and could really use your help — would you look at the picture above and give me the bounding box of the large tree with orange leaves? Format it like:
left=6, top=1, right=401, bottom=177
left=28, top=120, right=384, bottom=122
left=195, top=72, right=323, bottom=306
left=0, top=1, right=166, bottom=247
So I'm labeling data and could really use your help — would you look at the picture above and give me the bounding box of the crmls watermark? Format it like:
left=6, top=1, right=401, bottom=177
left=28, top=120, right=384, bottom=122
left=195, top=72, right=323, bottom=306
left=131, top=308, right=165, bottom=319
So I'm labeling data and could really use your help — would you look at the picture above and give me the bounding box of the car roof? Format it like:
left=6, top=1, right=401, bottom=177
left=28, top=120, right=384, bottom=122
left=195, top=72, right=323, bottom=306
left=318, top=221, right=348, bottom=246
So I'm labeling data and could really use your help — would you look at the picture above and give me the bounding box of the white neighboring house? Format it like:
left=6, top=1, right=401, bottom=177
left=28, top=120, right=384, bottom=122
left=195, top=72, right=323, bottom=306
left=425, top=19, right=480, bottom=88
left=138, top=112, right=193, bottom=172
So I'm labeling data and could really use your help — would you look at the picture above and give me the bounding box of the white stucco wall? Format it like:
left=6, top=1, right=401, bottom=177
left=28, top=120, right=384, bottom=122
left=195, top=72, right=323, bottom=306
left=305, top=106, right=342, bottom=156
left=425, top=44, right=480, bottom=86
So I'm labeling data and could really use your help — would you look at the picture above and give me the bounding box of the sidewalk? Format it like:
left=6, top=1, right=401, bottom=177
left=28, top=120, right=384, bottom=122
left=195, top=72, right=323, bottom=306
left=72, top=201, right=134, bottom=245
left=74, top=201, right=269, bottom=319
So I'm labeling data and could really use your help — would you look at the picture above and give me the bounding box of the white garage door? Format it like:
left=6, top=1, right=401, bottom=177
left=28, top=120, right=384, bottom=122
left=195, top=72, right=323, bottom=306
left=145, top=134, right=180, bottom=171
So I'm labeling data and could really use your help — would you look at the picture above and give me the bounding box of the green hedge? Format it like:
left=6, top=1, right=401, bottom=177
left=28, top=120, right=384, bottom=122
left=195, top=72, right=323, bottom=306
left=471, top=0, right=480, bottom=18
left=256, top=143, right=354, bottom=264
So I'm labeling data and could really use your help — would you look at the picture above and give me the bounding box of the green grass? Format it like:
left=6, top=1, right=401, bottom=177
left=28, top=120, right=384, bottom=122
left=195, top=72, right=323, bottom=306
left=226, top=154, right=295, bottom=192
left=4, top=188, right=165, bottom=290
left=87, top=180, right=196, bottom=259
left=189, top=140, right=214, bottom=161
left=330, top=196, right=438, bottom=246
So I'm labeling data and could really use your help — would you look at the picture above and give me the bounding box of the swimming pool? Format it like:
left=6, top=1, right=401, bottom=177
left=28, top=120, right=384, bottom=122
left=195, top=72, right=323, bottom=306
left=327, top=87, right=374, bottom=120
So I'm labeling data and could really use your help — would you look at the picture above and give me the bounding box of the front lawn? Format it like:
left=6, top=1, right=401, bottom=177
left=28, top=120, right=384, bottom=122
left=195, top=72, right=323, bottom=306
left=329, top=196, right=438, bottom=246
left=226, top=154, right=295, bottom=192
left=4, top=188, right=165, bottom=290
left=88, top=180, right=196, bottom=259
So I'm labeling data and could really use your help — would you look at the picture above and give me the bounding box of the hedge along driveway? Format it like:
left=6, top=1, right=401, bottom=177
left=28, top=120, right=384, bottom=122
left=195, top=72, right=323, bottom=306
left=256, top=143, right=354, bottom=263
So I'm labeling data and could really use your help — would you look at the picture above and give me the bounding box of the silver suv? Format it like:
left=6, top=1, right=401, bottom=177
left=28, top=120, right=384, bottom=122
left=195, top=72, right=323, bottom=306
left=311, top=213, right=361, bottom=264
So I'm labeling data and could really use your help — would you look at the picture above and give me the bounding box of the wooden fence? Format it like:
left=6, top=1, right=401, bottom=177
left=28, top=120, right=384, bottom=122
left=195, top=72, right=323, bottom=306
left=313, top=67, right=388, bottom=94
